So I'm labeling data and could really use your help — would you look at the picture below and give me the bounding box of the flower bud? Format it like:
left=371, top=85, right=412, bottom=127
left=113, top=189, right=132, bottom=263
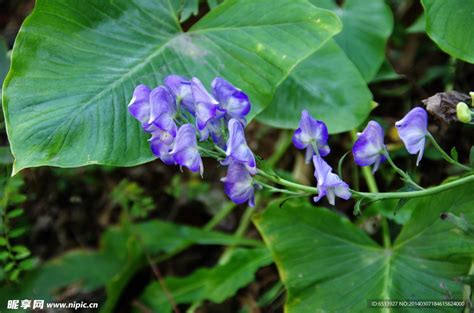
left=456, top=102, right=472, bottom=123
left=470, top=91, right=474, bottom=107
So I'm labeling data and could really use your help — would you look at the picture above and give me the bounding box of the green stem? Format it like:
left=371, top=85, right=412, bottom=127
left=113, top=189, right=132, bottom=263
left=427, top=133, right=472, bottom=171
left=383, top=150, right=423, bottom=190
left=354, top=173, right=474, bottom=201
left=204, top=202, right=236, bottom=231
left=351, top=130, right=391, bottom=248
left=256, top=169, right=317, bottom=194
left=255, top=180, right=309, bottom=196
left=267, top=130, right=293, bottom=167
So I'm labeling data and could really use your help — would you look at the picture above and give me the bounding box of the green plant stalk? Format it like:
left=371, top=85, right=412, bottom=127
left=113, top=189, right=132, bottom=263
left=350, top=130, right=391, bottom=248
left=204, top=202, right=236, bottom=230
left=359, top=165, right=391, bottom=248
left=383, top=150, right=423, bottom=190
left=267, top=130, right=293, bottom=167
left=257, top=164, right=474, bottom=201
left=427, top=133, right=472, bottom=171
left=256, top=169, right=317, bottom=194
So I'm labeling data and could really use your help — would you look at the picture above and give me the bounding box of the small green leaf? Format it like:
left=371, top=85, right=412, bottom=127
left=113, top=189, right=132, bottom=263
left=9, top=269, right=20, bottom=281
left=18, top=258, right=37, bottom=271
left=0, top=237, right=7, bottom=246
left=12, top=245, right=31, bottom=259
left=0, top=251, right=9, bottom=261
left=9, top=227, right=27, bottom=239
left=4, top=262, right=15, bottom=273
left=6, top=208, right=24, bottom=219
left=180, top=0, right=199, bottom=22
left=451, top=147, right=459, bottom=161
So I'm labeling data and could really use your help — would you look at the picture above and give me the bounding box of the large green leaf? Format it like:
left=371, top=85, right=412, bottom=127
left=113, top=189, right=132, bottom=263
left=0, top=220, right=260, bottom=311
left=254, top=182, right=474, bottom=312
left=258, top=40, right=372, bottom=132
left=3, top=0, right=341, bottom=174
left=310, top=0, right=393, bottom=82
left=422, top=0, right=474, bottom=63
left=137, top=247, right=272, bottom=312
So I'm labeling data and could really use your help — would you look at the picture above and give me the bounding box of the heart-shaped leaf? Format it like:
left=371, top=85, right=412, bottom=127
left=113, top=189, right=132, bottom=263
left=3, top=0, right=341, bottom=173
left=254, top=182, right=474, bottom=312
left=422, top=0, right=474, bottom=63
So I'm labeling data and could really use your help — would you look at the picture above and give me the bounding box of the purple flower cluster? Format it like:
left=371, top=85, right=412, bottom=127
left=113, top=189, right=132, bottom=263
left=128, top=76, right=257, bottom=206
left=353, top=107, right=429, bottom=171
left=293, top=110, right=350, bottom=205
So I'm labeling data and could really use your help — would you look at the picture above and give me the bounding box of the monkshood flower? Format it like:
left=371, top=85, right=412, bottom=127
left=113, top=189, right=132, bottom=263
left=191, top=78, right=225, bottom=138
left=212, top=77, right=251, bottom=125
left=395, top=107, right=428, bottom=165
left=128, top=84, right=153, bottom=130
left=149, top=86, right=178, bottom=136
left=222, top=119, right=257, bottom=175
left=149, top=139, right=175, bottom=165
left=170, top=124, right=204, bottom=176
left=221, top=161, right=256, bottom=207
left=164, top=75, right=194, bottom=114
left=352, top=121, right=387, bottom=173
left=293, top=110, right=330, bottom=164
left=313, top=155, right=351, bottom=205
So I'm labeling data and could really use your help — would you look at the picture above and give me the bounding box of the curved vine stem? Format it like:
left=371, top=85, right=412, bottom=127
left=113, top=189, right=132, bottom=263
left=427, top=133, right=472, bottom=171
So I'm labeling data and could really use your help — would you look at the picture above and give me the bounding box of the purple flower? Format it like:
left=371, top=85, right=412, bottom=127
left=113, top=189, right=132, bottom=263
left=170, top=124, right=203, bottom=176
left=212, top=77, right=251, bottom=124
left=293, top=110, right=330, bottom=164
left=128, top=84, right=152, bottom=129
left=352, top=121, right=387, bottom=173
left=191, top=78, right=225, bottom=134
left=221, top=161, right=256, bottom=207
left=164, top=75, right=194, bottom=114
left=395, top=107, right=428, bottom=165
left=313, top=155, right=351, bottom=205
left=222, top=119, right=257, bottom=175
left=148, top=86, right=178, bottom=137
left=150, top=139, right=175, bottom=165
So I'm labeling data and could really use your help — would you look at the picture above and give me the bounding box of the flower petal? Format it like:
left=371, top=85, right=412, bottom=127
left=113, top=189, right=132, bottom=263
left=222, top=119, right=256, bottom=174
left=128, top=84, right=151, bottom=125
left=395, top=107, right=428, bottom=163
left=170, top=124, right=203, bottom=176
left=221, top=161, right=255, bottom=207
left=352, top=121, right=386, bottom=171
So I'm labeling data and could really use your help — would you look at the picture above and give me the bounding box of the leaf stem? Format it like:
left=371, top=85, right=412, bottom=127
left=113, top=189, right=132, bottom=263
left=204, top=202, right=236, bottom=231
left=427, top=133, right=472, bottom=171
left=256, top=169, right=317, bottom=194
left=382, top=150, right=423, bottom=190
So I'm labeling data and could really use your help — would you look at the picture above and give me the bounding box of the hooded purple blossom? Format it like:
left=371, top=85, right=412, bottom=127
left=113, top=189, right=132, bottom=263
left=221, top=161, right=256, bottom=207
left=150, top=139, right=175, bottom=165
left=395, top=107, right=428, bottom=165
left=212, top=77, right=250, bottom=125
left=313, top=155, right=351, bottom=205
left=170, top=124, right=203, bottom=176
left=352, top=121, right=387, bottom=173
left=148, top=86, right=178, bottom=136
left=128, top=84, right=152, bottom=129
left=293, top=110, right=330, bottom=163
left=221, top=119, right=257, bottom=175
left=191, top=78, right=224, bottom=135
left=164, top=75, right=194, bottom=113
